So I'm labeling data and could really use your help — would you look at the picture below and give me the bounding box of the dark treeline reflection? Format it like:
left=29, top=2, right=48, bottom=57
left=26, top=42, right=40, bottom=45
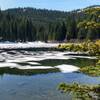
left=0, top=67, right=59, bottom=76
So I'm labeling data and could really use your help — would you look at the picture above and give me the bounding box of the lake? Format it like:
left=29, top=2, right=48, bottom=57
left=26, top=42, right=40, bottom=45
left=0, top=48, right=100, bottom=100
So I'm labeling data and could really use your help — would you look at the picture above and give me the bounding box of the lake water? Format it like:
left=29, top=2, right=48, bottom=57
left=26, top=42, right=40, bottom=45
left=0, top=49, right=100, bottom=100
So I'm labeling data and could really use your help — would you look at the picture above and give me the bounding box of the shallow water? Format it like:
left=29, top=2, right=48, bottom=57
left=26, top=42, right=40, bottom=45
left=0, top=72, right=100, bottom=100
left=0, top=49, right=99, bottom=100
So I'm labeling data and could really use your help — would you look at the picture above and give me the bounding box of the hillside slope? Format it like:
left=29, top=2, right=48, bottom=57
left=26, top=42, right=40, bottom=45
left=0, top=6, right=99, bottom=42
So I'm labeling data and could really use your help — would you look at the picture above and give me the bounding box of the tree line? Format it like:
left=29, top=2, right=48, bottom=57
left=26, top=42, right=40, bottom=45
left=0, top=6, right=99, bottom=42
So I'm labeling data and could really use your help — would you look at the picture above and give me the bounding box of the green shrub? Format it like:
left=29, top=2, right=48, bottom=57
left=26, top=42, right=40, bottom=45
left=58, top=40, right=100, bottom=56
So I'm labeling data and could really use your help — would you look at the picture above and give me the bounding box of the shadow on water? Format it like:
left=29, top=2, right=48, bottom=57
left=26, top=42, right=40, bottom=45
left=39, top=58, right=97, bottom=68
left=0, top=67, right=60, bottom=76
left=1, top=47, right=61, bottom=51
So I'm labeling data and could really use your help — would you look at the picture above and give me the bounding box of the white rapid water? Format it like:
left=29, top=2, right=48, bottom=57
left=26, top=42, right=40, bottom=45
left=0, top=62, right=79, bottom=73
left=0, top=50, right=96, bottom=73
left=55, top=64, right=79, bottom=73
left=0, top=62, right=54, bottom=69
left=0, top=41, right=59, bottom=49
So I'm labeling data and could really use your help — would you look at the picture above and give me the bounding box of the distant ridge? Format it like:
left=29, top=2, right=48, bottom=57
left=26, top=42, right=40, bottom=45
left=86, top=5, right=100, bottom=9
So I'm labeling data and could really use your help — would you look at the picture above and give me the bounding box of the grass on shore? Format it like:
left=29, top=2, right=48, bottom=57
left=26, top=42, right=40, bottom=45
left=80, top=65, right=100, bottom=77
left=58, top=40, right=100, bottom=56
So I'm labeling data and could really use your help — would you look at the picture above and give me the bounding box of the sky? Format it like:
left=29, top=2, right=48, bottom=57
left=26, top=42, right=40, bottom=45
left=0, top=0, right=100, bottom=11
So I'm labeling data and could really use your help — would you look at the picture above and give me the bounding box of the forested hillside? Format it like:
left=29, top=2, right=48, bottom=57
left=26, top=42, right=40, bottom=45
left=0, top=5, right=100, bottom=42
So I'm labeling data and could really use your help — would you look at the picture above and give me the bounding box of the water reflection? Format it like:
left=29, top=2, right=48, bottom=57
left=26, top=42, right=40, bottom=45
left=0, top=67, right=59, bottom=76
left=0, top=50, right=99, bottom=100
left=0, top=72, right=99, bottom=100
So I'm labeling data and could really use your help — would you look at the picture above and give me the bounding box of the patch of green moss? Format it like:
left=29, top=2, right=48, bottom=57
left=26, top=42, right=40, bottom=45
left=80, top=66, right=100, bottom=77
left=58, top=82, right=100, bottom=100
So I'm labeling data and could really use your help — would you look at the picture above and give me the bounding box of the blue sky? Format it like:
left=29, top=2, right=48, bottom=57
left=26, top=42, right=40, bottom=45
left=0, top=0, right=100, bottom=11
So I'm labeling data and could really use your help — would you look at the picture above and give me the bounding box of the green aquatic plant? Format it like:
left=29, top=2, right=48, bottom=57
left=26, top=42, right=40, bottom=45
left=58, top=82, right=100, bottom=100
left=58, top=40, right=100, bottom=56
left=97, top=60, right=100, bottom=65
left=80, top=58, right=100, bottom=77
left=80, top=65, right=100, bottom=77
